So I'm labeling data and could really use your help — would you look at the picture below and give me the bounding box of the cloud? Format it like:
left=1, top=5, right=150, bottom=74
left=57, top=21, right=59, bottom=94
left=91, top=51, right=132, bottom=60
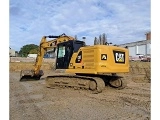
left=9, top=0, right=150, bottom=51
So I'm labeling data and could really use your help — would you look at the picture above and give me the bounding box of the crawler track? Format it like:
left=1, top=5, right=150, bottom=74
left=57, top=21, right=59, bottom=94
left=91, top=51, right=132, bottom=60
left=45, top=74, right=127, bottom=93
left=45, top=75, right=105, bottom=93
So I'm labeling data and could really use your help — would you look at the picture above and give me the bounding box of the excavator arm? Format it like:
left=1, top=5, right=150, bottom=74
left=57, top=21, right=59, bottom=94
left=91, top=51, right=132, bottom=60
left=33, top=36, right=58, bottom=75
left=20, top=33, right=75, bottom=81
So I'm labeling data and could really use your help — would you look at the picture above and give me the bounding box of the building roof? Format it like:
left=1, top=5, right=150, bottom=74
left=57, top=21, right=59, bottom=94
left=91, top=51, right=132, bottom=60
left=119, top=40, right=151, bottom=47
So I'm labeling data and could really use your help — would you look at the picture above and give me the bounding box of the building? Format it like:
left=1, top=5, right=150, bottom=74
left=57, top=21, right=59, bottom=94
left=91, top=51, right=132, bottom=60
left=45, top=48, right=57, bottom=58
left=9, top=47, right=19, bottom=57
left=119, top=32, right=151, bottom=57
left=27, top=54, right=37, bottom=58
left=9, top=48, right=16, bottom=57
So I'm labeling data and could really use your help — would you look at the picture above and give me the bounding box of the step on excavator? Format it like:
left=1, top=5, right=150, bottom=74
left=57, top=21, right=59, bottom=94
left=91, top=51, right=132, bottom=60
left=20, top=33, right=129, bottom=93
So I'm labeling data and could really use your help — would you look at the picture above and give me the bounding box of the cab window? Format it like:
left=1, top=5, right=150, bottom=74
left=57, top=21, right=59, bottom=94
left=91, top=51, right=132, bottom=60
left=57, top=46, right=65, bottom=58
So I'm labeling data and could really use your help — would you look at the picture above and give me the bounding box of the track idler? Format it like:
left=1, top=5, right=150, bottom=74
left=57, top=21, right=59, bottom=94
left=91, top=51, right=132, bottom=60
left=108, top=77, right=127, bottom=89
left=20, top=70, right=44, bottom=81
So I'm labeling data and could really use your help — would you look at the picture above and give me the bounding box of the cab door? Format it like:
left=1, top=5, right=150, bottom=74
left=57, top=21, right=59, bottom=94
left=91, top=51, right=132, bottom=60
left=56, top=41, right=73, bottom=69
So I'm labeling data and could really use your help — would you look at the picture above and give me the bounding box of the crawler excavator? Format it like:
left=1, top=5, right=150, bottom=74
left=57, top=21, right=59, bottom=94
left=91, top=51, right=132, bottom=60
left=20, top=33, right=129, bottom=93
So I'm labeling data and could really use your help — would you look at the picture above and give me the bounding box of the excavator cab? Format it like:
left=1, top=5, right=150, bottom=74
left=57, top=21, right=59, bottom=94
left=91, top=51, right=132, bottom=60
left=56, top=40, right=85, bottom=69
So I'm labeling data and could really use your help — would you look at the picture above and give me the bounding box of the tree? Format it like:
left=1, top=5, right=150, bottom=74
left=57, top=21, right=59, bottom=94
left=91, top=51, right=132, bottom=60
left=102, top=33, right=107, bottom=45
left=94, top=37, right=98, bottom=45
left=93, top=33, right=108, bottom=45
left=19, top=44, right=39, bottom=57
left=29, top=47, right=39, bottom=54
left=99, top=34, right=102, bottom=45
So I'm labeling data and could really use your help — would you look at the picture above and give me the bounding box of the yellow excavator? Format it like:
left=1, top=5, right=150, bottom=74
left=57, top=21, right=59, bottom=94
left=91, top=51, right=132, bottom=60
left=20, top=33, right=129, bottom=93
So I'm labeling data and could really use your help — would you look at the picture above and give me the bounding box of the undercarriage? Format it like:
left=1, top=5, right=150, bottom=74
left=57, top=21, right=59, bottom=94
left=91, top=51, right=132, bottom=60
left=45, top=74, right=127, bottom=93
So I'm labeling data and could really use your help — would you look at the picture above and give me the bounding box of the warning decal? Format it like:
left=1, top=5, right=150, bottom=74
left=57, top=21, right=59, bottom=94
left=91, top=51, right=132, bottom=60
left=101, top=54, right=107, bottom=60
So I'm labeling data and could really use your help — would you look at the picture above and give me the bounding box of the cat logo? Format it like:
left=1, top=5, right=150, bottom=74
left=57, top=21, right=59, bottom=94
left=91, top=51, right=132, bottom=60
left=101, top=54, right=107, bottom=60
left=113, top=51, right=125, bottom=63
left=115, top=53, right=124, bottom=62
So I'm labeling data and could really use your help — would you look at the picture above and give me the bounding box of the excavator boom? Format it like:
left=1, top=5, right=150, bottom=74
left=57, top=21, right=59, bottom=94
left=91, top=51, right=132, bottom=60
left=20, top=33, right=75, bottom=81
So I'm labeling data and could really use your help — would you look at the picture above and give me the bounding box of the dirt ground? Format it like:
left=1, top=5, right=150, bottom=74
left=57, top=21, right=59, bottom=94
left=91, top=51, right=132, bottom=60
left=10, top=68, right=150, bottom=120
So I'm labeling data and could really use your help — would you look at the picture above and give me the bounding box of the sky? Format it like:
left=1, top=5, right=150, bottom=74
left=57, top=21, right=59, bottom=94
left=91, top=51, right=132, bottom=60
left=9, top=0, right=150, bottom=51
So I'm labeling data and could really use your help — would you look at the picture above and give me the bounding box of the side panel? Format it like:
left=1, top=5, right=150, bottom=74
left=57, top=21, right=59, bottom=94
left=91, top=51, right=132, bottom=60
left=67, top=46, right=98, bottom=74
left=68, top=47, right=96, bottom=69
left=66, top=45, right=129, bottom=74
left=83, top=49, right=95, bottom=69
left=94, top=46, right=129, bottom=74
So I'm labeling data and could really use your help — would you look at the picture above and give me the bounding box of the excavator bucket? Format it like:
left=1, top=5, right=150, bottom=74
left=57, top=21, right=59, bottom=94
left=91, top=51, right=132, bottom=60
left=20, top=70, right=44, bottom=81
